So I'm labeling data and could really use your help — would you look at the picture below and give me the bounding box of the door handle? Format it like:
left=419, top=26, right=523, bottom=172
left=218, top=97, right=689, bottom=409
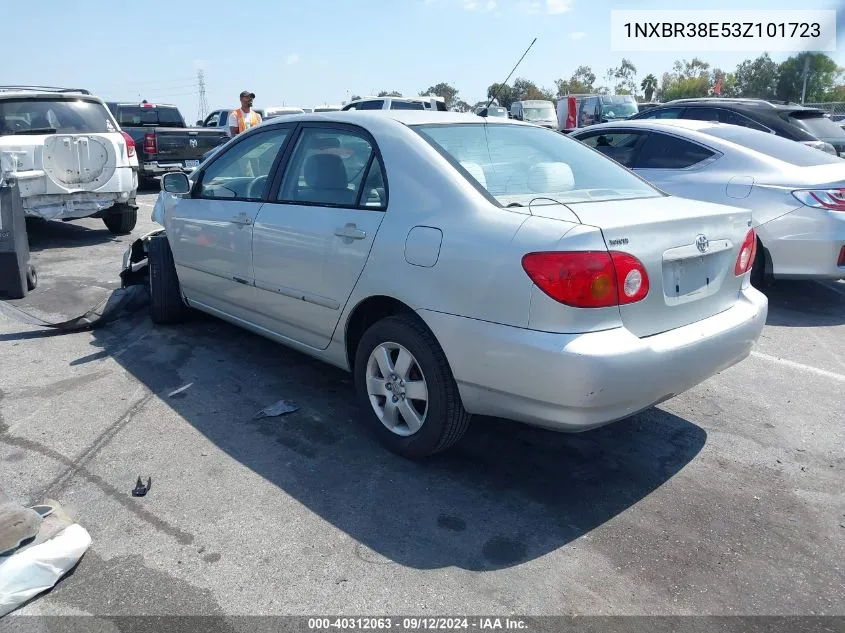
left=230, top=213, right=253, bottom=226
left=334, top=223, right=366, bottom=240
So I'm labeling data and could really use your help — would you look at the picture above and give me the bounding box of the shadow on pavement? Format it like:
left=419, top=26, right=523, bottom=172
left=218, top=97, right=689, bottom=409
left=761, top=280, right=845, bottom=327
left=89, top=310, right=706, bottom=572
left=25, top=218, right=120, bottom=252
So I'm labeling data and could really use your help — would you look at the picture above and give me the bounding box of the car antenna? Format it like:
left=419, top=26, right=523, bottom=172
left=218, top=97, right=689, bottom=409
left=484, top=37, right=537, bottom=114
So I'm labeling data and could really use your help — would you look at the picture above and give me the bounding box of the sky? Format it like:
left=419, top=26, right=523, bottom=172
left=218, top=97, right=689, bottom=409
left=2, top=0, right=843, bottom=122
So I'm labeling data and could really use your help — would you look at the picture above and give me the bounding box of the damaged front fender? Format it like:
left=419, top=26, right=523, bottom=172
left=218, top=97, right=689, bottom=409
left=119, top=229, right=165, bottom=288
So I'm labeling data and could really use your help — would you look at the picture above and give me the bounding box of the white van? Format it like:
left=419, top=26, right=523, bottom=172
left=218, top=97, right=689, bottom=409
left=509, top=100, right=557, bottom=129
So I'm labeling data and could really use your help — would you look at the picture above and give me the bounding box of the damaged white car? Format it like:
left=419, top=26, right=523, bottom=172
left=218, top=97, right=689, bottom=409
left=0, top=86, right=139, bottom=234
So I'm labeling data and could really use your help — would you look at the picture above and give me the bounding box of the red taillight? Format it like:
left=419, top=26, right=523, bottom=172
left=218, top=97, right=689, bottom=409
left=143, top=132, right=157, bottom=155
left=521, top=251, right=649, bottom=308
left=792, top=188, right=845, bottom=212
left=120, top=131, right=136, bottom=158
left=734, top=228, right=757, bottom=276
left=837, top=246, right=845, bottom=267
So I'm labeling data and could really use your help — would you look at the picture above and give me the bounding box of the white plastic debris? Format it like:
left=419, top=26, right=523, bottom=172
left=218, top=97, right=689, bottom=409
left=0, top=523, right=91, bottom=617
left=168, top=383, right=193, bottom=397
left=253, top=399, right=299, bottom=419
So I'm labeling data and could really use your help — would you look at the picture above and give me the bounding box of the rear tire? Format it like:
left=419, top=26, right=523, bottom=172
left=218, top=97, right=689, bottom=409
left=103, top=205, right=137, bottom=235
left=353, top=315, right=470, bottom=459
left=750, top=237, right=767, bottom=289
left=26, top=265, right=37, bottom=292
left=148, top=235, right=188, bottom=324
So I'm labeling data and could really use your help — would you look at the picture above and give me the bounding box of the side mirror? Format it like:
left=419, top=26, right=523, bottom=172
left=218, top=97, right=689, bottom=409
left=162, top=172, right=191, bottom=194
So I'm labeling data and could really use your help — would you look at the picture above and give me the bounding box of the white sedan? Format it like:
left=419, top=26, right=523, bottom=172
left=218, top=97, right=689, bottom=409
left=135, top=111, right=767, bottom=458
left=571, top=119, right=845, bottom=285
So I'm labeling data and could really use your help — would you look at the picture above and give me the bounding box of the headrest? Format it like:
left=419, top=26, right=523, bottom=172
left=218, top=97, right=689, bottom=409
left=527, top=162, right=574, bottom=193
left=304, top=153, right=348, bottom=190
left=459, top=161, right=487, bottom=189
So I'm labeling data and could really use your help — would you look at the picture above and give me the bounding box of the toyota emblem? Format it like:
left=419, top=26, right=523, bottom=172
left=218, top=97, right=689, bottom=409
left=189, top=139, right=198, bottom=148
left=695, top=234, right=709, bottom=253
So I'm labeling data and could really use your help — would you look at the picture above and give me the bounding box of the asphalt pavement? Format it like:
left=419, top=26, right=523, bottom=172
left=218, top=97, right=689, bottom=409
left=0, top=191, right=843, bottom=618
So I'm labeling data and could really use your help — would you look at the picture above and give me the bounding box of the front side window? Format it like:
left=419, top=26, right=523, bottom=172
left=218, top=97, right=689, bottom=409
left=358, top=100, right=384, bottom=111
left=638, top=107, right=683, bottom=120
left=0, top=98, right=116, bottom=135
left=390, top=100, right=426, bottom=110
left=199, top=128, right=290, bottom=199
left=414, top=123, right=661, bottom=206
left=576, top=131, right=647, bottom=168
left=278, top=127, right=382, bottom=208
left=634, top=132, right=716, bottom=169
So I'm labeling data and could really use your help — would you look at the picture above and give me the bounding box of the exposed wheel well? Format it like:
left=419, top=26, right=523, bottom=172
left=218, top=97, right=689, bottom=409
left=344, top=296, right=420, bottom=369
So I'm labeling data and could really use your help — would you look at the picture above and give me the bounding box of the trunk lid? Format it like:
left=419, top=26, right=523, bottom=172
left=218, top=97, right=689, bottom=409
left=562, top=196, right=752, bottom=337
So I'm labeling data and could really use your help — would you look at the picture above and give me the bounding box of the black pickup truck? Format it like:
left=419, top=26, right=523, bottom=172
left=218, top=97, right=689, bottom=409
left=105, top=102, right=228, bottom=187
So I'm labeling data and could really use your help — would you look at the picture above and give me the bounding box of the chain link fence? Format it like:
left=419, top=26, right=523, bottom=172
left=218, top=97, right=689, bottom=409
left=803, top=102, right=845, bottom=118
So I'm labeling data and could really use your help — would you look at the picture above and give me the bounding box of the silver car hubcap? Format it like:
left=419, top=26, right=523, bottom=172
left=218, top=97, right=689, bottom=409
left=366, top=342, right=429, bottom=436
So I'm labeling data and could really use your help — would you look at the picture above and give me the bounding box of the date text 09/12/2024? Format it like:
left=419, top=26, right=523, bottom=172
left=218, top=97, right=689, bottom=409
left=307, top=617, right=529, bottom=630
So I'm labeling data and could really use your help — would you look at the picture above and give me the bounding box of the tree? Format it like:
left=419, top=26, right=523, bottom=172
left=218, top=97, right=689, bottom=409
left=734, top=54, right=779, bottom=99
left=710, top=68, right=739, bottom=97
left=377, top=90, right=403, bottom=97
left=421, top=82, right=460, bottom=109
left=555, top=65, right=596, bottom=96
left=487, top=82, right=516, bottom=108
left=777, top=53, right=840, bottom=103
left=607, top=58, right=638, bottom=95
left=658, top=58, right=711, bottom=100
left=512, top=77, right=547, bottom=101
left=350, top=95, right=362, bottom=101
left=453, top=99, right=472, bottom=113
left=640, top=74, right=658, bottom=101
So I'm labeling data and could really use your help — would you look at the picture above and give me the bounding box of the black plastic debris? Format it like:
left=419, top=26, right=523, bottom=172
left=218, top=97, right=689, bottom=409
left=131, top=477, right=152, bottom=497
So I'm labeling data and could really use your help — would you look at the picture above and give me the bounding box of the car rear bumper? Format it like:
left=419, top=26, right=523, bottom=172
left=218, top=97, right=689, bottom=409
left=759, top=206, right=845, bottom=280
left=141, top=161, right=200, bottom=176
left=419, top=286, right=768, bottom=432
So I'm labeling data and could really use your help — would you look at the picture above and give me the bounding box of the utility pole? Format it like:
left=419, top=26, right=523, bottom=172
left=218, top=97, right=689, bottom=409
left=800, top=55, right=811, bottom=105
left=197, top=69, right=209, bottom=122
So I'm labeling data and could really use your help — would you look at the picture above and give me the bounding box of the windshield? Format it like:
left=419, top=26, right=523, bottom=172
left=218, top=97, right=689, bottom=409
left=600, top=101, right=638, bottom=119
left=523, top=105, right=556, bottom=120
left=413, top=123, right=661, bottom=205
left=488, top=107, right=508, bottom=118
left=789, top=112, right=845, bottom=140
left=0, top=98, right=116, bottom=135
left=702, top=124, right=842, bottom=167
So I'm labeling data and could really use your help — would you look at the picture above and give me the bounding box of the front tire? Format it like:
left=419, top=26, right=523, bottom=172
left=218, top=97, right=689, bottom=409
left=103, top=205, right=137, bottom=235
left=26, top=265, right=37, bottom=291
left=148, top=235, right=188, bottom=324
left=354, top=315, right=470, bottom=459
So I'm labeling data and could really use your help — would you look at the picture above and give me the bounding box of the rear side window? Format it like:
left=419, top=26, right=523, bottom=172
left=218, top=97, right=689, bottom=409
left=115, top=105, right=183, bottom=127
left=0, top=98, right=116, bottom=135
left=788, top=112, right=845, bottom=140
left=278, top=127, right=383, bottom=208
left=634, top=132, right=716, bottom=169
left=703, top=125, right=842, bottom=166
left=716, top=109, right=769, bottom=132
left=358, top=100, right=384, bottom=111
left=683, top=108, right=720, bottom=122
left=576, top=131, right=646, bottom=168
left=390, top=100, right=426, bottom=110
left=638, top=107, right=684, bottom=120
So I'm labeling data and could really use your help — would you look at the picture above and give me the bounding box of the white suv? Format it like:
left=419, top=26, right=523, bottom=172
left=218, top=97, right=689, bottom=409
left=342, top=96, right=447, bottom=112
left=0, top=86, right=139, bottom=234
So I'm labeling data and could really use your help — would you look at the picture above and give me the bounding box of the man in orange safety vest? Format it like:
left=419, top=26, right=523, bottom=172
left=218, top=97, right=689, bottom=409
left=227, top=90, right=262, bottom=138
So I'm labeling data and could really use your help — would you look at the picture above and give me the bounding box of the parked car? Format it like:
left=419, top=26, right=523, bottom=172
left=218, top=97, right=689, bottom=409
left=636, top=102, right=661, bottom=113
left=133, top=111, right=767, bottom=458
left=342, top=97, right=448, bottom=112
left=570, top=119, right=845, bottom=285
left=313, top=105, right=342, bottom=112
left=1, top=86, right=139, bottom=234
left=198, top=108, right=266, bottom=128
left=557, top=94, right=640, bottom=132
left=106, top=102, right=229, bottom=188
left=264, top=106, right=305, bottom=120
left=509, top=99, right=557, bottom=129
left=474, top=105, right=509, bottom=118
left=630, top=98, right=845, bottom=157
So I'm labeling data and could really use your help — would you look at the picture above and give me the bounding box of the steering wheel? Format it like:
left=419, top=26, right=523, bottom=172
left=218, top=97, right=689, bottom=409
left=246, top=175, right=268, bottom=200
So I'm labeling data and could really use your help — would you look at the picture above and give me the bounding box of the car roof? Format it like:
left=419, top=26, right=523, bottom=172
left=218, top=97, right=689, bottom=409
left=259, top=110, right=523, bottom=129
left=661, top=98, right=822, bottom=114
left=574, top=119, right=719, bottom=133
left=0, top=88, right=97, bottom=100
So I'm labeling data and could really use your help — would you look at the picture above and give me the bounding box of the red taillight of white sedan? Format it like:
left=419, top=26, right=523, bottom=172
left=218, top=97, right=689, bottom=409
left=792, top=188, right=845, bottom=212
left=521, top=251, right=650, bottom=308
left=734, top=228, right=757, bottom=276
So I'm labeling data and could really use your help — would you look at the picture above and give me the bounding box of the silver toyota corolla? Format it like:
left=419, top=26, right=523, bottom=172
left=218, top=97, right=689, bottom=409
left=141, top=111, right=767, bottom=458
left=570, top=119, right=845, bottom=285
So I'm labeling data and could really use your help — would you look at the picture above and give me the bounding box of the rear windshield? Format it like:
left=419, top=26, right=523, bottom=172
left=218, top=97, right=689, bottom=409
left=0, top=98, right=116, bottom=135
left=115, top=105, right=184, bottom=127
left=413, top=123, right=661, bottom=205
left=701, top=124, right=843, bottom=166
left=788, top=112, right=845, bottom=140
